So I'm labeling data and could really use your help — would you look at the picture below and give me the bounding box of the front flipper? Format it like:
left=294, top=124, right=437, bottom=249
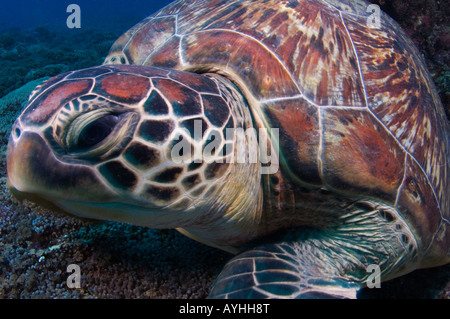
left=209, top=205, right=419, bottom=299
left=208, top=237, right=361, bottom=299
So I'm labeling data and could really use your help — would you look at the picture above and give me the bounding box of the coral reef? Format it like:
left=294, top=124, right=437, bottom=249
left=0, top=27, right=117, bottom=99
left=0, top=1, right=449, bottom=299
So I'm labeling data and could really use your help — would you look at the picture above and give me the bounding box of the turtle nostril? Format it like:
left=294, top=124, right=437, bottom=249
left=11, top=120, right=23, bottom=140
left=14, top=127, right=21, bottom=139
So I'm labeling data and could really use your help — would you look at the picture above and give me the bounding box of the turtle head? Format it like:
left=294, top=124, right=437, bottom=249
left=7, top=65, right=262, bottom=241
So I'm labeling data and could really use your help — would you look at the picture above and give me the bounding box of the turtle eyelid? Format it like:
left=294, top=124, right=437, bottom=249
left=61, top=110, right=139, bottom=161
left=54, top=95, right=128, bottom=142
left=56, top=95, right=122, bottom=125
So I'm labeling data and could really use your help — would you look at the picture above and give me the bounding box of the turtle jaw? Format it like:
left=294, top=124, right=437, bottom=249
left=7, top=130, right=116, bottom=205
left=7, top=130, right=45, bottom=196
left=53, top=199, right=184, bottom=228
left=6, top=128, right=211, bottom=228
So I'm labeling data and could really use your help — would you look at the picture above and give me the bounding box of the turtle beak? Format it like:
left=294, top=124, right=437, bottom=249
left=6, top=131, right=104, bottom=220
left=6, top=127, right=39, bottom=195
left=7, top=126, right=62, bottom=196
left=6, top=125, right=116, bottom=203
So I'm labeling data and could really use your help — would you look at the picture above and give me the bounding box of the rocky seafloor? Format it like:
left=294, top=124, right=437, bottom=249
left=0, top=0, right=449, bottom=299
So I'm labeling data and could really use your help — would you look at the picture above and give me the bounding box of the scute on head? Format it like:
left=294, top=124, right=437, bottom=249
left=94, top=72, right=151, bottom=104
left=22, top=79, right=93, bottom=125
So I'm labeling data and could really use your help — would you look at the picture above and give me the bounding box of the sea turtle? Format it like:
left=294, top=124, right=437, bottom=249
left=6, top=0, right=449, bottom=298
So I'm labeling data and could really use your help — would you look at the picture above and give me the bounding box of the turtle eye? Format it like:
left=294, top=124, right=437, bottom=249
left=78, top=114, right=119, bottom=150
left=62, top=110, right=139, bottom=159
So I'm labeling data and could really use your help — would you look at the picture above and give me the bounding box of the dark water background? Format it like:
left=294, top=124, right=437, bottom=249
left=0, top=0, right=173, bottom=32
left=0, top=0, right=174, bottom=98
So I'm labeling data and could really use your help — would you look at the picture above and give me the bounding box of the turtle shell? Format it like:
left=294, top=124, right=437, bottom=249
left=105, top=0, right=449, bottom=266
